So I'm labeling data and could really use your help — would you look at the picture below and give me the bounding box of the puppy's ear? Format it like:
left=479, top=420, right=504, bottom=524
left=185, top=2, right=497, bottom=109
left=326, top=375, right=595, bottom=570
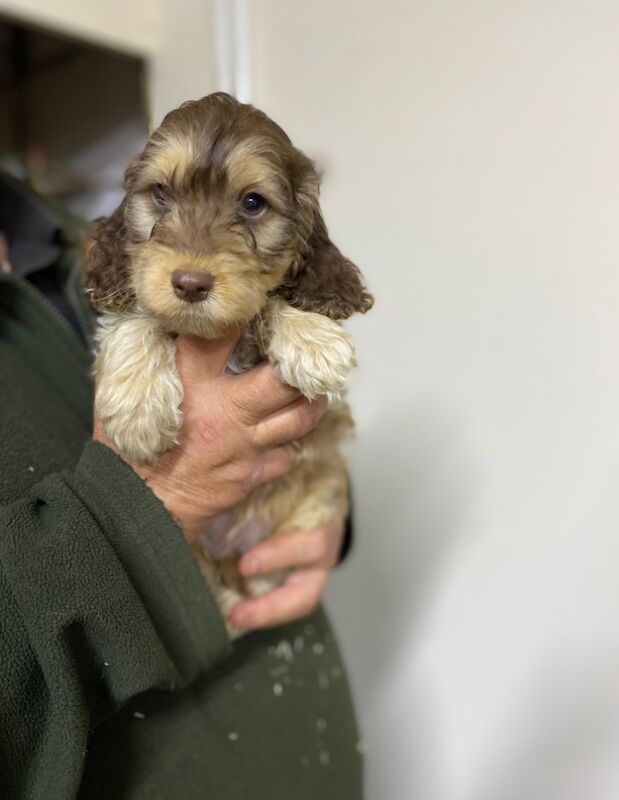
left=84, top=160, right=138, bottom=312
left=277, top=160, right=374, bottom=320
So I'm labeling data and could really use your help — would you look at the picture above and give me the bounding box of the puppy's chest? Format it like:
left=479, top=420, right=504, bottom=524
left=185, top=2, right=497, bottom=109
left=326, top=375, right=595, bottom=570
left=226, top=320, right=267, bottom=374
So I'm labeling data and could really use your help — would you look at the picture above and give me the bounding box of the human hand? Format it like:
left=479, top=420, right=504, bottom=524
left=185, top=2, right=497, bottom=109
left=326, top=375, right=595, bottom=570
left=94, top=333, right=328, bottom=542
left=228, top=517, right=346, bottom=631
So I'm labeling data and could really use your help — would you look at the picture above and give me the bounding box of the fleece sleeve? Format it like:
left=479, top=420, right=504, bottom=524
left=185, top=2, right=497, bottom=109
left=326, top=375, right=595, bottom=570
left=0, top=440, right=230, bottom=800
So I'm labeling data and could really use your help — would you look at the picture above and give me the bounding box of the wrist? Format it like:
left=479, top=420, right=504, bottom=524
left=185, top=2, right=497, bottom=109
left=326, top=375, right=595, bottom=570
left=93, top=429, right=210, bottom=543
left=133, top=463, right=211, bottom=543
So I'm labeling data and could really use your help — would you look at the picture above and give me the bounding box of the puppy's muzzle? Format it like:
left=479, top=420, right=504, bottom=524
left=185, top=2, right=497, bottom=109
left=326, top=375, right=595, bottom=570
left=172, top=269, right=214, bottom=303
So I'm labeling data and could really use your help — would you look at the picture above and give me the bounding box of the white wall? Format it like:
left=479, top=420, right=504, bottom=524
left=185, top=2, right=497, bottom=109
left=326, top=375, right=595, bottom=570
left=4, top=1, right=618, bottom=795
left=0, top=0, right=217, bottom=130
left=0, top=0, right=161, bottom=55
left=0, top=0, right=218, bottom=217
left=148, top=0, right=216, bottom=127
left=252, top=2, right=619, bottom=798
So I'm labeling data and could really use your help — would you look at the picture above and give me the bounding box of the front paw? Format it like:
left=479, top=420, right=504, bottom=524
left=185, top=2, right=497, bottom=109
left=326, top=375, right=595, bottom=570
left=94, top=314, right=183, bottom=463
left=97, top=396, right=181, bottom=464
left=268, top=311, right=356, bottom=400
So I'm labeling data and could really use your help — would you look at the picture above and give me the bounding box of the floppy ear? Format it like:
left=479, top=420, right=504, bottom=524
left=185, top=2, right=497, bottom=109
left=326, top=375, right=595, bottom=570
left=84, top=201, right=135, bottom=312
left=277, top=166, right=374, bottom=320
left=84, top=159, right=139, bottom=312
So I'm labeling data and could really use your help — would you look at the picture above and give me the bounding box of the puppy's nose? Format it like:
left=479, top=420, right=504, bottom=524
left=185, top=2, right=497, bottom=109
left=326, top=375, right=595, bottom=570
left=171, top=269, right=214, bottom=303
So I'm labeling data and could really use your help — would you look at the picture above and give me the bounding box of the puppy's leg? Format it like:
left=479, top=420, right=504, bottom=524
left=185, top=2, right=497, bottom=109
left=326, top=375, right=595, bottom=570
left=191, top=452, right=350, bottom=638
left=261, top=297, right=356, bottom=401
left=239, top=447, right=351, bottom=599
left=94, top=313, right=182, bottom=464
left=192, top=460, right=350, bottom=638
left=246, top=461, right=349, bottom=599
left=191, top=545, right=244, bottom=639
left=189, top=404, right=354, bottom=638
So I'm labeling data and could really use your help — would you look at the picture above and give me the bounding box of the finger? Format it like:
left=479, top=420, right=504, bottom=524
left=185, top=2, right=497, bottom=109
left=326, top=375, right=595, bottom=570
left=253, top=395, right=328, bottom=449
left=92, top=414, right=117, bottom=454
left=245, top=446, right=296, bottom=491
left=92, top=412, right=105, bottom=441
left=230, top=363, right=301, bottom=422
left=229, top=569, right=328, bottom=630
left=239, top=527, right=334, bottom=577
left=176, top=331, right=241, bottom=382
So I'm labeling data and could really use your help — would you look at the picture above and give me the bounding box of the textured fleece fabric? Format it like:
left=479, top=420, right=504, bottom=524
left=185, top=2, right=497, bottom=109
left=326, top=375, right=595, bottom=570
left=0, top=271, right=363, bottom=799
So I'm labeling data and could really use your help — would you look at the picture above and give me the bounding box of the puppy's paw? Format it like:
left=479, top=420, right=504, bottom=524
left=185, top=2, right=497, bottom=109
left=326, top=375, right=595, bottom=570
left=99, top=397, right=182, bottom=464
left=267, top=308, right=356, bottom=400
left=191, top=545, right=246, bottom=639
left=94, top=313, right=183, bottom=464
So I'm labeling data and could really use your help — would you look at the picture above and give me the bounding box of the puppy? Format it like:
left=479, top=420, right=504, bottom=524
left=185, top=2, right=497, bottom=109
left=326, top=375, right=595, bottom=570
left=85, top=92, right=373, bottom=634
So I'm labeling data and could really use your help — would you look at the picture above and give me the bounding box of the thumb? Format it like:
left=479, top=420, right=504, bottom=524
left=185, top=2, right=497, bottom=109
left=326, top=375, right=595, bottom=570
left=176, top=331, right=241, bottom=382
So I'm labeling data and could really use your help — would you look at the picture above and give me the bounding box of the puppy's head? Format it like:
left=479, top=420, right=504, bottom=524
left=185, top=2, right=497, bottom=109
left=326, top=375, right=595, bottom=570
left=85, top=92, right=373, bottom=336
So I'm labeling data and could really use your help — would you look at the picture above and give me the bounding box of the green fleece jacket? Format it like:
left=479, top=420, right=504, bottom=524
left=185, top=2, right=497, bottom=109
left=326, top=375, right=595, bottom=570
left=0, top=257, right=362, bottom=797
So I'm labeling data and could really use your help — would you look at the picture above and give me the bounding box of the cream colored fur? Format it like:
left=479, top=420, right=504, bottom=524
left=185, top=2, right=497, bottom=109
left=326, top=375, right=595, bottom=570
left=95, top=297, right=357, bottom=637
left=94, top=312, right=182, bottom=464
left=192, top=404, right=353, bottom=638
left=86, top=94, right=372, bottom=641
left=95, top=296, right=356, bottom=464
left=261, top=298, right=356, bottom=402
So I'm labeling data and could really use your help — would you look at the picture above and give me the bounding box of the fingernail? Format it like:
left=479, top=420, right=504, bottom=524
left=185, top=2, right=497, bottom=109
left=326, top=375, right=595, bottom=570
left=230, top=611, right=251, bottom=630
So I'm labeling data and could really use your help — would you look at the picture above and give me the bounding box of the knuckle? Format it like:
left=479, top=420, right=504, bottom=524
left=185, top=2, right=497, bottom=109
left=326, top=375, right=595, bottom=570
left=238, top=459, right=263, bottom=491
left=315, top=395, right=329, bottom=413
left=224, top=386, right=255, bottom=426
left=278, top=449, right=296, bottom=477
left=248, top=423, right=264, bottom=452
left=308, top=535, right=327, bottom=562
left=299, top=594, right=318, bottom=617
left=216, top=476, right=244, bottom=507
left=296, top=404, right=318, bottom=436
left=310, top=397, right=328, bottom=422
left=252, top=603, right=268, bottom=625
left=226, top=401, right=254, bottom=433
left=268, top=447, right=294, bottom=478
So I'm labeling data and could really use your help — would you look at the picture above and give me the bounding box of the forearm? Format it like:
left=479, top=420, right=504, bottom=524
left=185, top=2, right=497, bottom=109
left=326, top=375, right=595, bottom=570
left=0, top=441, right=230, bottom=798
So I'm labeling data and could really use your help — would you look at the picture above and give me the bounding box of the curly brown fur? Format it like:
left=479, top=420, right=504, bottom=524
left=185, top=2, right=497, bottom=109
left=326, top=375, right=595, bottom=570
left=85, top=93, right=373, bottom=635
left=86, top=201, right=135, bottom=311
left=84, top=92, right=373, bottom=324
left=277, top=211, right=374, bottom=319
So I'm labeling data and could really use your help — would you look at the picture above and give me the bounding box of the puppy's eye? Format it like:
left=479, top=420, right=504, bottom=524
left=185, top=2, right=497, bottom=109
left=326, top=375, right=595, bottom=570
left=151, top=183, right=169, bottom=208
left=241, top=192, right=266, bottom=216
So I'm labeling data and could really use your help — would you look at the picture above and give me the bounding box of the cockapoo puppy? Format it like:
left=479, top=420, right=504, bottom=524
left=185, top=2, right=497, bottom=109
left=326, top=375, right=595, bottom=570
left=85, top=92, right=373, bottom=633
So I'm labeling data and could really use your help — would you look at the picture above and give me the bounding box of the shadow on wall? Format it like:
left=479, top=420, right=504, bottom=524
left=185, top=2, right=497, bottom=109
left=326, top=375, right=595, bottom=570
left=325, top=396, right=479, bottom=796
left=474, top=655, right=619, bottom=800
left=327, top=395, right=477, bottom=692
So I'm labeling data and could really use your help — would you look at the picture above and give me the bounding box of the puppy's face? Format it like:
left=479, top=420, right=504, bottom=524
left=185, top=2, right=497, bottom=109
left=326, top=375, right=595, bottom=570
left=86, top=93, right=372, bottom=334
